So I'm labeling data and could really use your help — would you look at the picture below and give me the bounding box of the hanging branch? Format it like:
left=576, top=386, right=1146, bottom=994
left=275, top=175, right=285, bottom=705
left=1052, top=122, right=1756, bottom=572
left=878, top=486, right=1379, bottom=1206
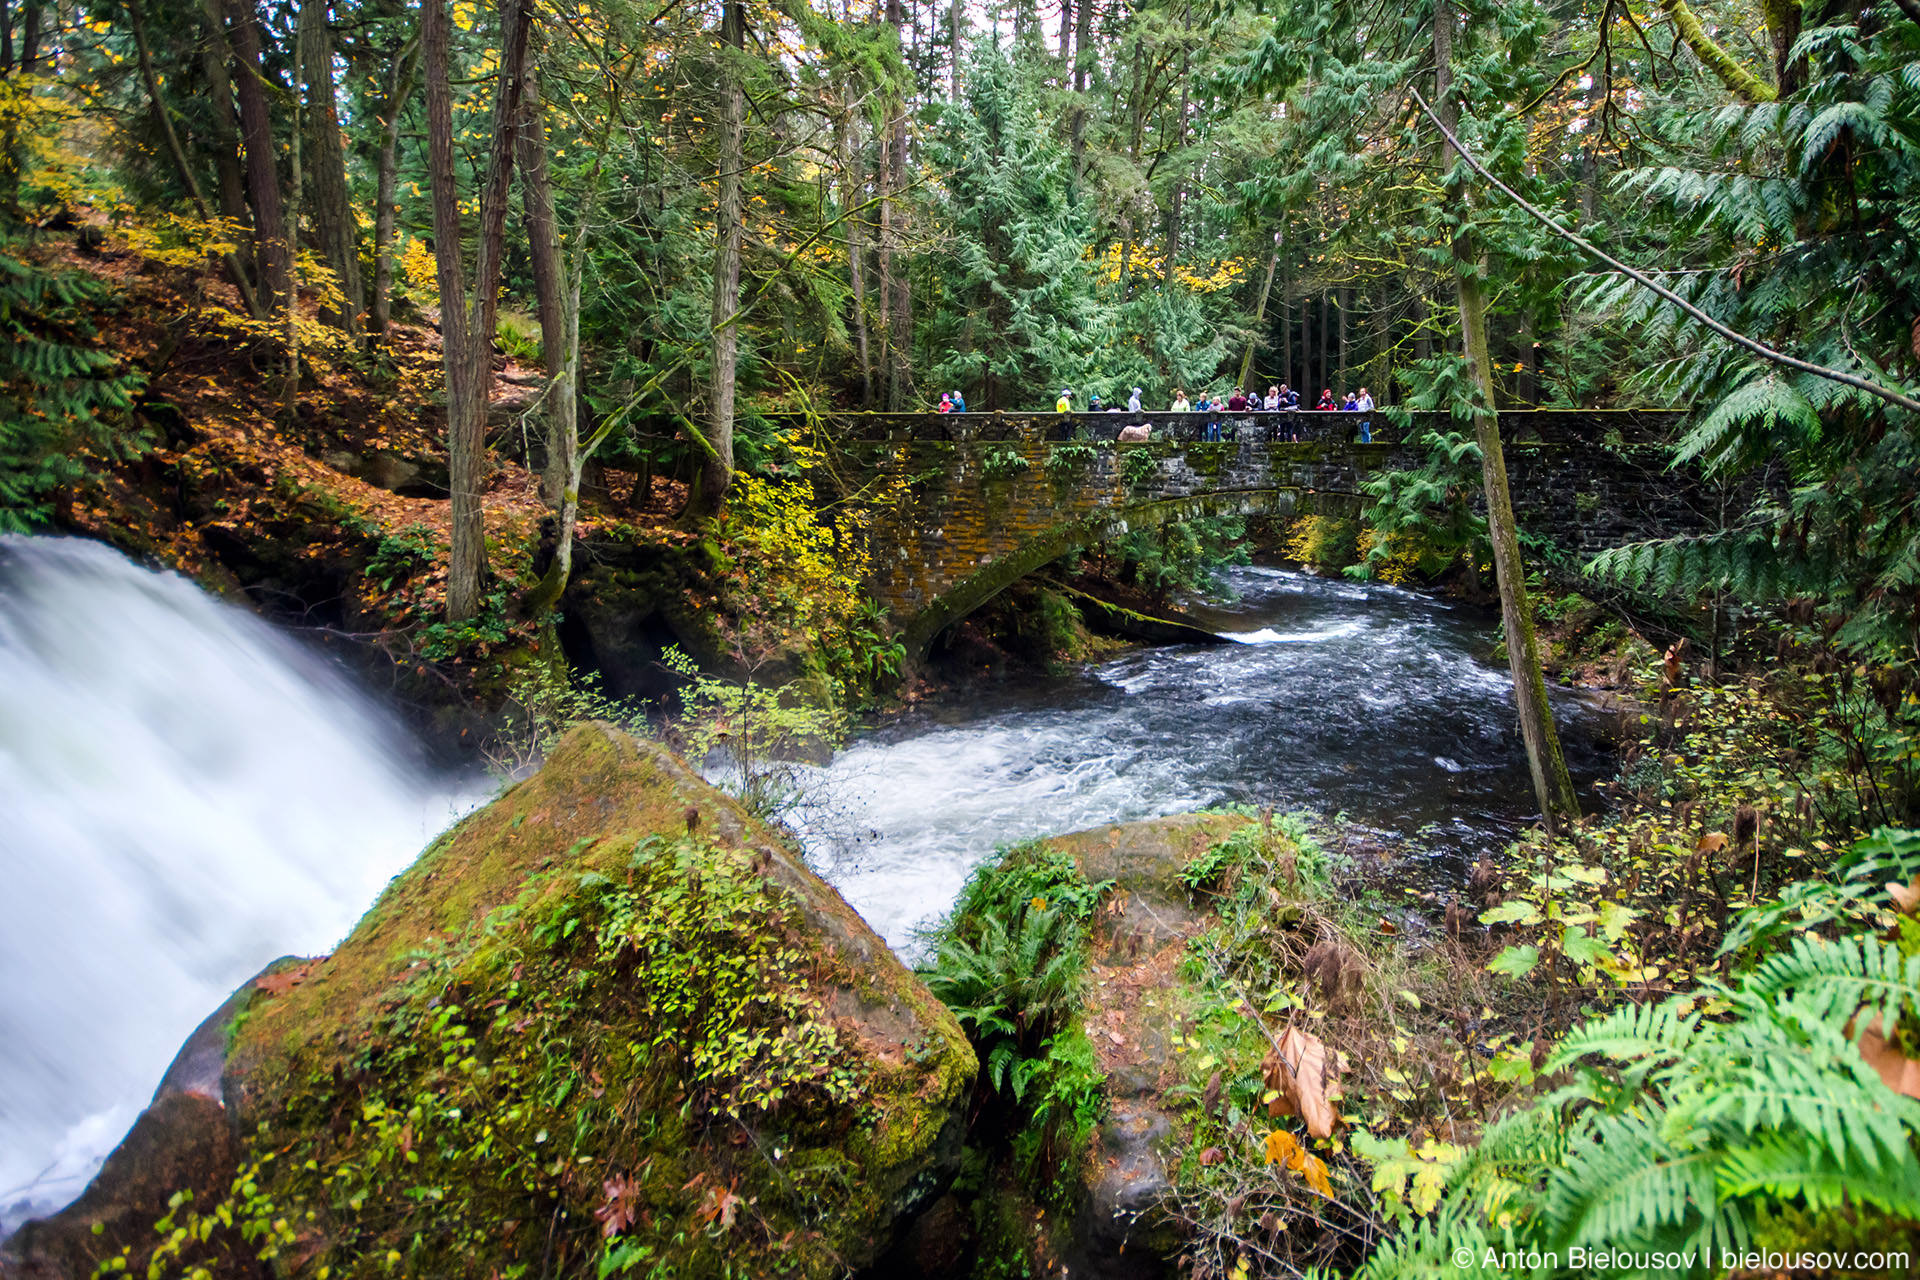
left=1408, top=88, right=1920, bottom=416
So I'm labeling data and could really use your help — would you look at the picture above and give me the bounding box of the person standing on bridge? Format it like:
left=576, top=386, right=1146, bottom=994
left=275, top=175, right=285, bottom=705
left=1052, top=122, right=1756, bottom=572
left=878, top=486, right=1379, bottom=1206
left=1227, top=387, right=1248, bottom=413
left=1171, top=388, right=1191, bottom=413
left=1057, top=388, right=1073, bottom=412
left=951, top=389, right=967, bottom=413
left=937, top=392, right=954, bottom=414
left=1316, top=388, right=1336, bottom=410
left=1127, top=387, right=1143, bottom=413
left=1356, top=387, right=1374, bottom=443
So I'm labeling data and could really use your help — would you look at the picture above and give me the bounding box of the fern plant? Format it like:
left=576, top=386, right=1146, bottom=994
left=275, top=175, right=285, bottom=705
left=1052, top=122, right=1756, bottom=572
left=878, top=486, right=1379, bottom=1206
left=1358, top=827, right=1920, bottom=1279
left=1577, top=14, right=1920, bottom=686
left=0, top=240, right=146, bottom=529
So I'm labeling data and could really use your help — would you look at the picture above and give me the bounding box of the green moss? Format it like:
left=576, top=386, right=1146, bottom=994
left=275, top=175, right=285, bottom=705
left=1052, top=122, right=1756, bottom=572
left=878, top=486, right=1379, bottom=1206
left=128, top=725, right=975, bottom=1280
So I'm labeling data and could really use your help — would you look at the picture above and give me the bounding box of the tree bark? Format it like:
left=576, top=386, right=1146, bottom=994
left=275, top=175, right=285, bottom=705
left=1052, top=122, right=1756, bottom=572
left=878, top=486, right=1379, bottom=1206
left=1303, top=292, right=1315, bottom=398
left=1068, top=0, right=1091, bottom=190
left=517, top=52, right=569, bottom=509
left=518, top=51, right=586, bottom=617
left=694, top=0, right=747, bottom=515
left=370, top=32, right=420, bottom=335
left=222, top=0, right=291, bottom=311
left=16, top=0, right=38, bottom=71
left=1436, top=0, right=1579, bottom=831
left=883, top=0, right=913, bottom=408
left=125, top=0, right=259, bottom=315
left=1238, top=231, right=1279, bottom=389
left=1336, top=284, right=1349, bottom=391
left=1318, top=290, right=1328, bottom=394
left=1762, top=0, right=1802, bottom=96
left=835, top=93, right=872, bottom=405
left=953, top=0, right=965, bottom=99
left=299, top=0, right=363, bottom=333
left=196, top=0, right=254, bottom=295
left=1656, top=0, right=1776, bottom=101
left=423, top=0, right=531, bottom=619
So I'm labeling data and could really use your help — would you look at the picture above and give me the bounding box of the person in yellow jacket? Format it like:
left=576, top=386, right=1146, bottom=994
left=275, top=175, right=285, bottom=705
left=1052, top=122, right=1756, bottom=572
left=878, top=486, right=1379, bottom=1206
left=1055, top=388, right=1073, bottom=412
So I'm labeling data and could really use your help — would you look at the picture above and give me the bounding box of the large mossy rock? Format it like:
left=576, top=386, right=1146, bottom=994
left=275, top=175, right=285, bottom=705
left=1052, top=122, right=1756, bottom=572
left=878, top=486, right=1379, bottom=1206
left=49, top=724, right=974, bottom=1280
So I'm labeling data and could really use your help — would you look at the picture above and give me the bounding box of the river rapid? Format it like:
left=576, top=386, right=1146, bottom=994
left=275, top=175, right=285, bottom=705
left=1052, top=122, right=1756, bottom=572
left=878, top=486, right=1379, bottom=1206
left=796, top=564, right=1607, bottom=953
left=0, top=542, right=1601, bottom=1231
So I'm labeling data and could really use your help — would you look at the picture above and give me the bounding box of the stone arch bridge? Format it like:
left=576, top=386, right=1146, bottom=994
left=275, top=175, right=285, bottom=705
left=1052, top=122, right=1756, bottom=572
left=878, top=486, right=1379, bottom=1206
left=820, top=409, right=1694, bottom=659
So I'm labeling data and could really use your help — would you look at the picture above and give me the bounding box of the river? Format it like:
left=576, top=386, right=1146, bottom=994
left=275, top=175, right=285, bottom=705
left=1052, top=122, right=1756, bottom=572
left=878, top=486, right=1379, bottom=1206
left=797, top=564, right=1607, bottom=953
left=0, top=542, right=1601, bottom=1231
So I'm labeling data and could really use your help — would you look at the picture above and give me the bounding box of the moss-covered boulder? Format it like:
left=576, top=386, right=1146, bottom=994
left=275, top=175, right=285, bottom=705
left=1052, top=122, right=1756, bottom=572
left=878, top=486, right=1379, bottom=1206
left=79, top=724, right=973, bottom=1280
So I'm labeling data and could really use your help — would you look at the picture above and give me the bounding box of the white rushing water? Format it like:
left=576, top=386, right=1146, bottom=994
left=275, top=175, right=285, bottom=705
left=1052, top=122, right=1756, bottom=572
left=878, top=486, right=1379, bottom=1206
left=798, top=565, right=1602, bottom=955
left=0, top=537, right=470, bottom=1231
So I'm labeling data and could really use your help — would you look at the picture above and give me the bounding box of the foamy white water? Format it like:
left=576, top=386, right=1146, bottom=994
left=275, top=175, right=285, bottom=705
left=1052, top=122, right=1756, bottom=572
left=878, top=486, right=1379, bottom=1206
left=799, top=566, right=1601, bottom=955
left=0, top=537, right=472, bottom=1230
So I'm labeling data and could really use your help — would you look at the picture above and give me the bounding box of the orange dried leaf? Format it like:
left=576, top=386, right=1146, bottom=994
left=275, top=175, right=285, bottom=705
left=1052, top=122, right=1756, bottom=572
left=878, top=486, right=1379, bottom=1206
left=1261, top=1026, right=1342, bottom=1139
left=1887, top=877, right=1920, bottom=915
left=1859, top=1018, right=1920, bottom=1099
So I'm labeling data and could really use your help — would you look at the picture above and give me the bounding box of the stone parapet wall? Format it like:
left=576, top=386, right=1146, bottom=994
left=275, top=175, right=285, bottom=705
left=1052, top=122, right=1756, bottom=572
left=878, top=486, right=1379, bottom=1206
left=795, top=408, right=1681, bottom=446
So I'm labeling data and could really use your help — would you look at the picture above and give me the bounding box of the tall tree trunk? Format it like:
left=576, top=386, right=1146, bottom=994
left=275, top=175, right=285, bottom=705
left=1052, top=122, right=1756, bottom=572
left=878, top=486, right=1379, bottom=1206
left=126, top=0, right=259, bottom=315
left=883, top=0, right=912, bottom=408
left=299, top=0, right=363, bottom=333
left=1336, top=284, right=1349, bottom=391
left=952, top=0, right=965, bottom=98
left=1279, top=258, right=1291, bottom=392
left=1164, top=50, right=1190, bottom=273
left=875, top=125, right=893, bottom=403
left=1435, top=0, right=1578, bottom=831
left=196, top=0, right=254, bottom=297
left=222, top=0, right=291, bottom=311
left=423, top=0, right=531, bottom=619
left=284, top=59, right=303, bottom=419
left=519, top=51, right=586, bottom=616
left=1055, top=0, right=1069, bottom=80
left=370, top=33, right=420, bottom=335
left=1303, top=292, right=1315, bottom=399
left=16, top=0, right=38, bottom=71
left=835, top=94, right=872, bottom=405
left=1762, top=0, right=1801, bottom=96
left=518, top=53, right=569, bottom=510
left=1068, top=0, right=1091, bottom=190
left=1238, top=231, right=1279, bottom=388
left=1318, top=290, right=1329, bottom=395
left=695, top=0, right=747, bottom=514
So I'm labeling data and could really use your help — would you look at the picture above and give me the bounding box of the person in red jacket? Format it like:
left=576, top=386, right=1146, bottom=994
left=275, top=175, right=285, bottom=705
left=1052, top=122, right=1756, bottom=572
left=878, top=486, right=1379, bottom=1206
left=1315, top=389, right=1336, bottom=410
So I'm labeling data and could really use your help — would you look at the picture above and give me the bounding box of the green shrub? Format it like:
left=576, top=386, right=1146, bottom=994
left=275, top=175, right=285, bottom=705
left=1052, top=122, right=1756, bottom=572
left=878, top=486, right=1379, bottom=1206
left=980, top=445, right=1032, bottom=480
left=494, top=307, right=543, bottom=364
left=1358, top=827, right=1920, bottom=1278
left=0, top=242, right=146, bottom=529
left=1046, top=440, right=1099, bottom=475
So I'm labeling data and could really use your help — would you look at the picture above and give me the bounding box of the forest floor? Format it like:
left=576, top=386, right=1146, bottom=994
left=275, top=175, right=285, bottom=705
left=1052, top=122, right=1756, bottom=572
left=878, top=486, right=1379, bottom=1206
left=36, top=225, right=708, bottom=733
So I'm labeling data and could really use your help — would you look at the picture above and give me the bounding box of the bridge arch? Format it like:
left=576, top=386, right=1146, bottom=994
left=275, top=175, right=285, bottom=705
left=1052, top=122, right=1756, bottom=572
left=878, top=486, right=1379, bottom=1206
left=897, top=488, right=1342, bottom=660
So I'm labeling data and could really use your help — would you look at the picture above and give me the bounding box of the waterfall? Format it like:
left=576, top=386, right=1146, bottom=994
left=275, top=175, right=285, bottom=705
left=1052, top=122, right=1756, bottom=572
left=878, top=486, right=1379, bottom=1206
left=0, top=537, right=472, bottom=1231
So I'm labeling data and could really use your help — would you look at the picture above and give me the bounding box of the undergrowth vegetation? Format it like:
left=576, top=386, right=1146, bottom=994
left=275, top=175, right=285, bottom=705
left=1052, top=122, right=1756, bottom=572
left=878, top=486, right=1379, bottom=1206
left=924, top=843, right=1112, bottom=1207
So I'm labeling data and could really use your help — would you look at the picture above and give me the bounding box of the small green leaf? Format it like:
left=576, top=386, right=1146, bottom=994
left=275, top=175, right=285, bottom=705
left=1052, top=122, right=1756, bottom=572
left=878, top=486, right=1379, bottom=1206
left=1487, top=944, right=1541, bottom=977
